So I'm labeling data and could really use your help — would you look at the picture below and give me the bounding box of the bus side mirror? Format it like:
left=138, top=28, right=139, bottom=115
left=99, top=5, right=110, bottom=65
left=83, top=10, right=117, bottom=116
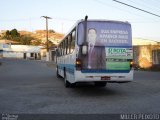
left=82, top=45, right=88, bottom=55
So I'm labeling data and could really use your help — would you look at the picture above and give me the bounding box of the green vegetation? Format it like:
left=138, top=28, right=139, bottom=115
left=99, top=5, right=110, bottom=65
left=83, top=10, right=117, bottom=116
left=2, top=29, right=20, bottom=40
left=0, top=29, right=40, bottom=45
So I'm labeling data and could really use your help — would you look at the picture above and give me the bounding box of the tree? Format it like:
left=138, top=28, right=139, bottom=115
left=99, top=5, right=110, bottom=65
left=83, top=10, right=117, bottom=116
left=1, top=29, right=20, bottom=40
left=10, top=29, right=20, bottom=39
left=20, top=35, right=33, bottom=45
left=0, top=30, right=11, bottom=40
left=5, top=30, right=10, bottom=39
left=49, top=29, right=55, bottom=33
left=31, top=39, right=42, bottom=46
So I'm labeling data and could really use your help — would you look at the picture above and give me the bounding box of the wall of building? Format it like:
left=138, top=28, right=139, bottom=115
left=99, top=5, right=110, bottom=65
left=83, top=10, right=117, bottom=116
left=3, top=51, right=23, bottom=58
left=40, top=48, right=47, bottom=61
left=0, top=44, right=3, bottom=50
left=2, top=51, right=40, bottom=59
left=133, top=45, right=160, bottom=68
left=152, top=50, right=160, bottom=65
left=0, top=44, right=43, bottom=60
left=49, top=50, right=56, bottom=61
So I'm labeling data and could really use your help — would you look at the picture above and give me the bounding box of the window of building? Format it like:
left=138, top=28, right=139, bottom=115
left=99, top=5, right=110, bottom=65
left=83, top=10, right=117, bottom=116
left=30, top=53, right=34, bottom=57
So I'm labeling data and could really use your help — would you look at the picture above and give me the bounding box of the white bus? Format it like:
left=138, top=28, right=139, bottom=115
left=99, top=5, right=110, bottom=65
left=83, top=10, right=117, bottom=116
left=56, top=16, right=134, bottom=87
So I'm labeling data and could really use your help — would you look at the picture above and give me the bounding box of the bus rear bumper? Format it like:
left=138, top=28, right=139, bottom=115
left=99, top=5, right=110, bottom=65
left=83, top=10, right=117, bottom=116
left=74, top=70, right=134, bottom=83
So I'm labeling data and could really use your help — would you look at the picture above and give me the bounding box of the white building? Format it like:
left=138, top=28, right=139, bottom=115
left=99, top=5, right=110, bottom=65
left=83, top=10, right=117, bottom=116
left=0, top=44, right=3, bottom=58
left=0, top=43, right=43, bottom=60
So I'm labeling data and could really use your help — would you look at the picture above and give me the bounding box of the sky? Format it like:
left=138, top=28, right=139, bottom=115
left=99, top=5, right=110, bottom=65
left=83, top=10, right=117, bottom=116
left=0, top=0, right=160, bottom=41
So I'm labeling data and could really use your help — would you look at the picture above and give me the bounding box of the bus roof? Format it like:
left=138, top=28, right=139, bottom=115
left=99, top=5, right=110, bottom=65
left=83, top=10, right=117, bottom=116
left=58, top=19, right=131, bottom=46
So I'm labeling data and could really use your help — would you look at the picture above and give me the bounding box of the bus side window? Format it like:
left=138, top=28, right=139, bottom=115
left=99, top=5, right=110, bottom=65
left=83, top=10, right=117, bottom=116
left=60, top=44, right=62, bottom=56
left=68, top=35, right=71, bottom=54
left=60, top=43, right=62, bottom=56
left=59, top=45, right=60, bottom=56
left=66, top=38, right=68, bottom=54
left=71, top=30, right=75, bottom=53
left=63, top=41, right=65, bottom=55
left=58, top=48, right=61, bottom=57
left=56, top=48, right=59, bottom=57
left=61, top=42, right=63, bottom=56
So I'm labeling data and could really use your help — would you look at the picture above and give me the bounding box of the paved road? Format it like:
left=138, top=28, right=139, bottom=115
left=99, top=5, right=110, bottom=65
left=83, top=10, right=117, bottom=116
left=0, top=58, right=160, bottom=114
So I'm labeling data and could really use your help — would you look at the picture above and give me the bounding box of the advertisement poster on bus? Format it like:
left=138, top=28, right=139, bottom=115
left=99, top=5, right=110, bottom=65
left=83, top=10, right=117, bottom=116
left=78, top=21, right=132, bottom=47
left=78, top=21, right=132, bottom=70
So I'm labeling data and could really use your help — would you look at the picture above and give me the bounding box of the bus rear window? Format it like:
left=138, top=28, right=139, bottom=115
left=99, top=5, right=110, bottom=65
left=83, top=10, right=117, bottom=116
left=77, top=21, right=132, bottom=47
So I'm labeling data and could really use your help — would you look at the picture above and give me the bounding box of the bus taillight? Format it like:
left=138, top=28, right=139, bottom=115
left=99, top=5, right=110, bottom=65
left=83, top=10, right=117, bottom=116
left=130, top=60, right=134, bottom=68
left=76, top=59, right=82, bottom=70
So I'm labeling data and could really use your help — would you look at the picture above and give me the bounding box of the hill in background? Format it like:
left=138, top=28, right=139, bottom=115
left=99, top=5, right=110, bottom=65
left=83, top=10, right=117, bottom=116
left=19, top=29, right=64, bottom=45
left=0, top=29, right=64, bottom=46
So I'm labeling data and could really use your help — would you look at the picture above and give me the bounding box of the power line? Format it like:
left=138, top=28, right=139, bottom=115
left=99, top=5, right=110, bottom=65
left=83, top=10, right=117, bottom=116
left=0, top=17, right=76, bottom=22
left=126, top=0, right=160, bottom=13
left=127, top=0, right=160, bottom=14
left=113, top=0, right=160, bottom=18
left=92, top=0, right=158, bottom=21
left=0, top=18, right=39, bottom=22
left=92, top=0, right=141, bottom=17
left=51, top=17, right=76, bottom=22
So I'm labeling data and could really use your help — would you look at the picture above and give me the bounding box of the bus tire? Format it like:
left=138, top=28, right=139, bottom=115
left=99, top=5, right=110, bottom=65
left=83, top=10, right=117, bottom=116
left=64, top=71, right=71, bottom=88
left=94, top=82, right=107, bottom=87
left=56, top=66, right=61, bottom=78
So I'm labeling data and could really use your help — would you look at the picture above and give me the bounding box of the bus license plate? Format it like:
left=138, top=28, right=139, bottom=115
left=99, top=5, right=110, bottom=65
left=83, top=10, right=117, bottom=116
left=101, top=76, right=110, bottom=80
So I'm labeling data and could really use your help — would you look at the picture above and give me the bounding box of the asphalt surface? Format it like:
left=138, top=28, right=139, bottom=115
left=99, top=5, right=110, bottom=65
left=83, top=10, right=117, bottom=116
left=0, top=58, right=160, bottom=114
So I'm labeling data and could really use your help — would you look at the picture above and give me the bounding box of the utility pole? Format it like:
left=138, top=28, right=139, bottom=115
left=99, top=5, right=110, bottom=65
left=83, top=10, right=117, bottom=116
left=41, top=16, right=52, bottom=52
left=41, top=16, right=52, bottom=61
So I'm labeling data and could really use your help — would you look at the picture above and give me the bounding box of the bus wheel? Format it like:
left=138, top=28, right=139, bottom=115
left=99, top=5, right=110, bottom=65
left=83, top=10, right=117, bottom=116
left=56, top=66, right=61, bottom=78
left=64, top=71, right=71, bottom=88
left=94, top=82, right=107, bottom=87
